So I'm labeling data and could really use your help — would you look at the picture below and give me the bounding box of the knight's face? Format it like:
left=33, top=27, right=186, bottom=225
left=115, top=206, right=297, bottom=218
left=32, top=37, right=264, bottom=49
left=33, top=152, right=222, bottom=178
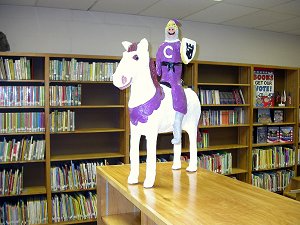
left=165, top=20, right=178, bottom=40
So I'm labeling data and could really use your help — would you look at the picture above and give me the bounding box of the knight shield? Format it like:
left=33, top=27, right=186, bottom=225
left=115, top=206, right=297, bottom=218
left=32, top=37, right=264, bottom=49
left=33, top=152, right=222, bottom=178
left=180, top=38, right=196, bottom=64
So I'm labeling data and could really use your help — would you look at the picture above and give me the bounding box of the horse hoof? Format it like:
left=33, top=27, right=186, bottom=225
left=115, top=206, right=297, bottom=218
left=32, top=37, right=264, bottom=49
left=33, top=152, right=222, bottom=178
left=171, top=138, right=181, bottom=145
left=128, top=175, right=138, bottom=184
left=144, top=178, right=155, bottom=188
left=172, top=163, right=181, bottom=170
left=143, top=180, right=154, bottom=188
left=186, top=165, right=197, bottom=172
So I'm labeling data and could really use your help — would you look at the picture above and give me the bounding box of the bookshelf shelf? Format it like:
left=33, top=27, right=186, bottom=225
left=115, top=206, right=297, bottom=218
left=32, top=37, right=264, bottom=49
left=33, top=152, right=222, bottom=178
left=50, top=128, right=125, bottom=134
left=225, top=168, right=248, bottom=175
left=50, top=105, right=125, bottom=109
left=0, top=80, right=45, bottom=83
left=252, top=142, right=294, bottom=147
left=200, top=124, right=250, bottom=128
left=50, top=152, right=125, bottom=162
left=139, top=148, right=190, bottom=156
left=52, top=218, right=97, bottom=225
left=253, top=122, right=296, bottom=126
left=198, top=82, right=250, bottom=87
left=201, top=104, right=250, bottom=107
left=252, top=165, right=295, bottom=173
left=51, top=188, right=96, bottom=194
left=0, top=132, right=45, bottom=135
left=198, top=144, right=248, bottom=151
left=0, top=160, right=46, bottom=165
left=50, top=81, right=113, bottom=84
left=0, top=186, right=46, bottom=197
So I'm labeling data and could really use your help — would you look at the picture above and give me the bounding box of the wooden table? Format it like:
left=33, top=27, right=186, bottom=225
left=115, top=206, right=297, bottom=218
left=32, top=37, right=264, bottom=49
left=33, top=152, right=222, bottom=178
left=96, top=162, right=300, bottom=225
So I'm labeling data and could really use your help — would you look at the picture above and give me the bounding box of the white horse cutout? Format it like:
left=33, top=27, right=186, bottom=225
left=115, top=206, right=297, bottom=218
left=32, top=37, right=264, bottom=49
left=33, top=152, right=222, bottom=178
left=113, top=38, right=201, bottom=188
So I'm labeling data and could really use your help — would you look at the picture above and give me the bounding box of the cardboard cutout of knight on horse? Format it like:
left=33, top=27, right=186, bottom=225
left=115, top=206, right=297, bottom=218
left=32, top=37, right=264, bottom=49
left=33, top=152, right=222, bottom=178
left=156, top=19, right=197, bottom=145
left=112, top=37, right=201, bottom=188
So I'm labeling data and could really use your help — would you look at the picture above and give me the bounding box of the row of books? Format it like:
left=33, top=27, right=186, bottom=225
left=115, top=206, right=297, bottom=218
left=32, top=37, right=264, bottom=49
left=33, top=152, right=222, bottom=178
left=0, top=137, right=45, bottom=162
left=51, top=161, right=101, bottom=191
left=0, top=57, right=31, bottom=80
left=198, top=152, right=232, bottom=175
left=252, top=146, right=295, bottom=171
left=50, top=85, right=81, bottom=106
left=255, top=126, right=293, bottom=144
left=0, top=112, right=45, bottom=133
left=0, top=197, right=48, bottom=224
left=50, top=110, right=75, bottom=133
left=200, top=108, right=245, bottom=126
left=252, top=169, right=294, bottom=192
left=142, top=153, right=232, bottom=175
left=0, top=86, right=45, bottom=107
left=49, top=59, right=118, bottom=81
left=0, top=167, right=23, bottom=196
left=199, top=88, right=245, bottom=105
left=52, top=192, right=97, bottom=223
left=197, top=130, right=209, bottom=148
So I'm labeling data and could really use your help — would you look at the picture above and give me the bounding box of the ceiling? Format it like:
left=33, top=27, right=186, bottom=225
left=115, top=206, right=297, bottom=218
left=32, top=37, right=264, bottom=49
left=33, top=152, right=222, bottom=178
left=1, top=0, right=300, bottom=36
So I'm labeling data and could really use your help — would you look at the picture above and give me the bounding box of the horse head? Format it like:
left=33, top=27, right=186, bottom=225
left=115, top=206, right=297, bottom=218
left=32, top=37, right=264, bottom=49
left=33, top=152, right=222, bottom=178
left=113, top=38, right=150, bottom=90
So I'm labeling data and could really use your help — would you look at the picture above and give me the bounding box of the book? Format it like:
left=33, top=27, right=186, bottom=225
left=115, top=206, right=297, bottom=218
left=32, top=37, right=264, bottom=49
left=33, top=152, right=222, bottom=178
left=279, top=126, right=293, bottom=142
left=257, top=108, right=272, bottom=124
left=253, top=68, right=275, bottom=107
left=267, top=126, right=280, bottom=143
left=256, top=126, right=267, bottom=143
left=273, top=109, right=284, bottom=123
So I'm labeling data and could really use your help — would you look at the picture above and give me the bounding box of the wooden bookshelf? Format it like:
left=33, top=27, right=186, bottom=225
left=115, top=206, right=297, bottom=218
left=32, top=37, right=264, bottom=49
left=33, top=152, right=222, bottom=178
left=0, top=52, right=127, bottom=225
left=1, top=52, right=300, bottom=224
left=250, top=65, right=299, bottom=192
left=195, top=61, right=251, bottom=182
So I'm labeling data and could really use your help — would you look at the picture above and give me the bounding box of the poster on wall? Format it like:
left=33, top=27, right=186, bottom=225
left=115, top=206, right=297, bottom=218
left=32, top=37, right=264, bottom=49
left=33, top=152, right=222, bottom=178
left=253, top=68, right=274, bottom=107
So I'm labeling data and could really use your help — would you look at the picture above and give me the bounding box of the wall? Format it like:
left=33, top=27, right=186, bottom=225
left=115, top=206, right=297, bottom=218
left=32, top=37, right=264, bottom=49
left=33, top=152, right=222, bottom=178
left=1, top=5, right=300, bottom=67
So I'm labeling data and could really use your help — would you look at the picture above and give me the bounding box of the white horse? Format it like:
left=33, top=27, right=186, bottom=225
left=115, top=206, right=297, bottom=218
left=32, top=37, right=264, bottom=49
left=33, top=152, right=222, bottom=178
left=113, top=38, right=201, bottom=188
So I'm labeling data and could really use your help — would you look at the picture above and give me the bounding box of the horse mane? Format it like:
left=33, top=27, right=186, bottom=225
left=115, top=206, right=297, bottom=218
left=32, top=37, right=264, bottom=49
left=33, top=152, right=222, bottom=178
left=127, top=42, right=161, bottom=90
left=149, top=59, right=160, bottom=90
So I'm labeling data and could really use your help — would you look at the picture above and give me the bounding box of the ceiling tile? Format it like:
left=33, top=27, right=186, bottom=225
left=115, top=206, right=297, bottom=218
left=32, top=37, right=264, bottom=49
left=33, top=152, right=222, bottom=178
left=223, top=9, right=295, bottom=28
left=184, top=2, right=260, bottom=24
left=36, top=0, right=96, bottom=10
left=139, top=0, right=217, bottom=19
left=223, top=0, right=291, bottom=9
left=258, top=17, right=300, bottom=32
left=90, top=0, right=158, bottom=14
left=269, top=0, right=300, bottom=16
left=0, top=0, right=36, bottom=6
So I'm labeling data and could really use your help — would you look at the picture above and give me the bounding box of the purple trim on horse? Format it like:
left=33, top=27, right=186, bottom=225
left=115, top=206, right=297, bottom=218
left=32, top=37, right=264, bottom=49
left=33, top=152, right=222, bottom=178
left=129, top=87, right=165, bottom=126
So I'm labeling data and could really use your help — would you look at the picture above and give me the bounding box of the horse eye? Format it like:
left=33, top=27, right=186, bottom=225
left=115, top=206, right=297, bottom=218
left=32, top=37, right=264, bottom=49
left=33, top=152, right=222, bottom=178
left=133, top=55, right=139, bottom=61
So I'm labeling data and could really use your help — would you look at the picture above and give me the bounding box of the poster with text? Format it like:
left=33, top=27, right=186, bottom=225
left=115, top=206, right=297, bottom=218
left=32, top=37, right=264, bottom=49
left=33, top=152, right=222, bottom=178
left=253, top=68, right=274, bottom=107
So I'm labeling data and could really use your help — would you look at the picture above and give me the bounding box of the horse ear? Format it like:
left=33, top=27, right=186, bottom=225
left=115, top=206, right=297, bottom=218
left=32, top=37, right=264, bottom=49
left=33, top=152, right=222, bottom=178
left=139, top=38, right=149, bottom=50
left=122, top=41, right=132, bottom=51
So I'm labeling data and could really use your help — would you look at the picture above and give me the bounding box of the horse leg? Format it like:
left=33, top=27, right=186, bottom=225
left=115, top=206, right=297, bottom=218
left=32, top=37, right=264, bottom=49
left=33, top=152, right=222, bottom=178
left=128, top=133, right=141, bottom=184
left=144, top=134, right=158, bottom=188
left=171, top=112, right=184, bottom=145
left=172, top=143, right=182, bottom=170
left=186, top=127, right=198, bottom=172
